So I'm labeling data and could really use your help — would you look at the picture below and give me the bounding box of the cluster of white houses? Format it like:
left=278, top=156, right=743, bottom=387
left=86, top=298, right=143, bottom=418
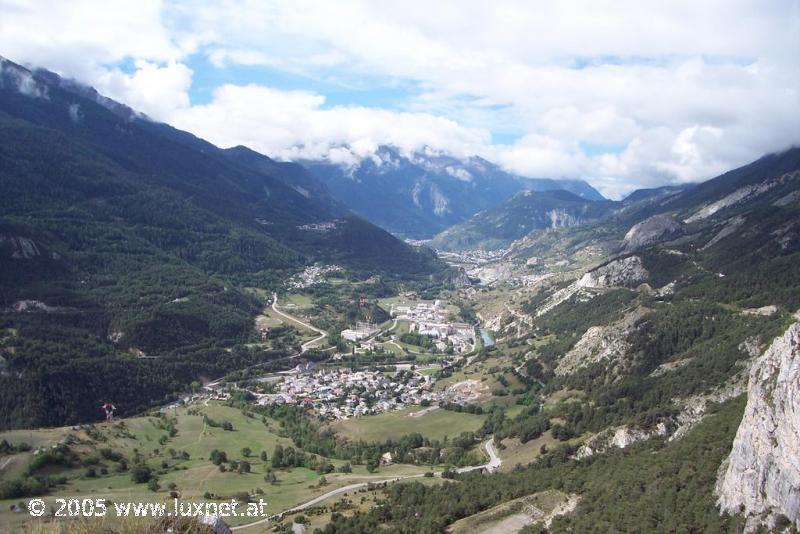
left=286, top=264, right=342, bottom=290
left=297, top=221, right=338, bottom=232
left=257, top=368, right=441, bottom=419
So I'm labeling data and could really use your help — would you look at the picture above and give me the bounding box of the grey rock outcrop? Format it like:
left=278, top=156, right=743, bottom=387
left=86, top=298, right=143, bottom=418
left=443, top=267, right=472, bottom=288
left=701, top=215, right=745, bottom=251
left=622, top=214, right=681, bottom=251
left=575, top=423, right=669, bottom=459
left=555, top=308, right=645, bottom=376
left=685, top=169, right=800, bottom=223
left=0, top=235, right=41, bottom=259
left=716, top=318, right=800, bottom=530
left=577, top=256, right=649, bottom=289
left=670, top=368, right=751, bottom=442
left=741, top=305, right=779, bottom=317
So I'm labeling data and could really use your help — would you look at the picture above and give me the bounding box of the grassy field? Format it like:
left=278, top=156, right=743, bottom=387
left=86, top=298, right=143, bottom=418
left=329, top=407, right=487, bottom=443
left=541, top=389, right=585, bottom=413
left=262, top=308, right=318, bottom=342
left=0, top=426, right=69, bottom=481
left=0, top=403, right=432, bottom=531
left=393, top=320, right=411, bottom=335
left=250, top=303, right=320, bottom=350
left=503, top=404, right=526, bottom=419
left=496, top=433, right=557, bottom=472
left=395, top=341, right=433, bottom=354
left=435, top=355, right=512, bottom=392
left=254, top=312, right=284, bottom=329
left=284, top=293, right=313, bottom=307
left=378, top=341, right=405, bottom=356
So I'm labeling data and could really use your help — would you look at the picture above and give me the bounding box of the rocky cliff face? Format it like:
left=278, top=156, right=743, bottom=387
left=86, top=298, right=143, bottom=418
left=577, top=256, right=649, bottom=289
left=0, top=235, right=41, bottom=259
left=555, top=308, right=645, bottom=376
left=442, top=267, right=473, bottom=288
left=622, top=214, right=681, bottom=251
left=716, top=317, right=800, bottom=530
left=575, top=424, right=669, bottom=459
left=686, top=169, right=800, bottom=223
left=701, top=215, right=745, bottom=251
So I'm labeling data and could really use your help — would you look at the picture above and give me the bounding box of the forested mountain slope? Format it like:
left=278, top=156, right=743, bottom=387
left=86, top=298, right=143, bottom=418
left=0, top=57, right=447, bottom=429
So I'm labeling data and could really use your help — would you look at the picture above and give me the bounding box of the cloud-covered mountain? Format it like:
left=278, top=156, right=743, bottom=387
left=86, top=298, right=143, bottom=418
left=301, top=146, right=604, bottom=238
left=2, top=3, right=797, bottom=199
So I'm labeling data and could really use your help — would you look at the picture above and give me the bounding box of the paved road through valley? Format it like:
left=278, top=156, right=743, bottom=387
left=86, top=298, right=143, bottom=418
left=271, top=292, right=328, bottom=353
left=231, top=437, right=502, bottom=531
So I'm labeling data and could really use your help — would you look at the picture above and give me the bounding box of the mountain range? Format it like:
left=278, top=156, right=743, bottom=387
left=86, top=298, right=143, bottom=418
left=302, top=146, right=604, bottom=238
left=432, top=146, right=800, bottom=257
left=431, top=189, right=619, bottom=250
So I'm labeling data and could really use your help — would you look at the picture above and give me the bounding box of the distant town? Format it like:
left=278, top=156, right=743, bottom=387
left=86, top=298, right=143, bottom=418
left=286, top=264, right=343, bottom=290
left=256, top=367, right=440, bottom=419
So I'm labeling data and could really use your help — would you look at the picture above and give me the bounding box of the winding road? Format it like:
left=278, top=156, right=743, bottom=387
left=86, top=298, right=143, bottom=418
left=271, top=292, right=328, bottom=353
left=230, top=438, right=502, bottom=531
left=456, top=438, right=501, bottom=474
left=230, top=474, right=426, bottom=531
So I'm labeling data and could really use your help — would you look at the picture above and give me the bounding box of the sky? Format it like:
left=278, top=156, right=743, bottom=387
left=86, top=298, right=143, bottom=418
left=1, top=0, right=798, bottom=198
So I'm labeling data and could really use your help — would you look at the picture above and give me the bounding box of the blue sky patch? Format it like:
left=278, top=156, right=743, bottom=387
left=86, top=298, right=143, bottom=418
left=185, top=53, right=418, bottom=110
left=580, top=142, right=627, bottom=157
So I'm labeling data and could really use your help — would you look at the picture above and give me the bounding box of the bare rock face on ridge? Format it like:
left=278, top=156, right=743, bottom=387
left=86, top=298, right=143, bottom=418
left=555, top=308, right=646, bottom=376
left=622, top=214, right=681, bottom=252
left=0, top=235, right=41, bottom=259
left=716, top=317, right=800, bottom=530
left=577, top=256, right=649, bottom=289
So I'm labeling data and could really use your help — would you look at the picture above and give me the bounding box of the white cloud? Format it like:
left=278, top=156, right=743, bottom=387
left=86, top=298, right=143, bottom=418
left=168, top=84, right=489, bottom=161
left=0, top=0, right=184, bottom=79
left=96, top=61, right=193, bottom=119
left=0, top=0, right=194, bottom=120
left=489, top=135, right=584, bottom=180
left=0, top=59, right=49, bottom=99
left=165, top=0, right=799, bottom=197
left=0, top=0, right=798, bottom=198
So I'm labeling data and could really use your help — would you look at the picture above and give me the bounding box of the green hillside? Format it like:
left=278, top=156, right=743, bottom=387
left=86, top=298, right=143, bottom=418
left=431, top=189, right=618, bottom=250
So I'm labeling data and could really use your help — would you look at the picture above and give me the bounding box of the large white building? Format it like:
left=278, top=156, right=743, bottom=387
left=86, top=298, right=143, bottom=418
left=341, top=321, right=378, bottom=341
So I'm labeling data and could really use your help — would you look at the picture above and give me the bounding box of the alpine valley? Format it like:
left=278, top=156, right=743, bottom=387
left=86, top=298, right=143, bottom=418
left=1, top=53, right=799, bottom=534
